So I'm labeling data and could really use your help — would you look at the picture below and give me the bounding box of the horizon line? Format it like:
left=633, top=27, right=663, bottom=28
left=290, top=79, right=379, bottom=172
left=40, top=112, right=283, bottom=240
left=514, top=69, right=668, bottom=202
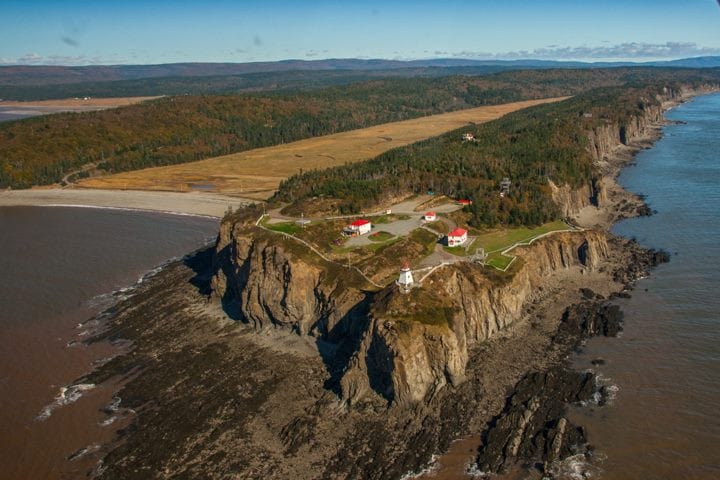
left=2, top=54, right=720, bottom=68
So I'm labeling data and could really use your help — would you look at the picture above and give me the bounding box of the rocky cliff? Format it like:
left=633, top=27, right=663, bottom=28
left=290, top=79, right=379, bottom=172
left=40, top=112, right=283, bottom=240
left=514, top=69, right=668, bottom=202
left=212, top=214, right=611, bottom=407
left=211, top=214, right=368, bottom=338
left=552, top=86, right=688, bottom=217
left=339, top=230, right=610, bottom=407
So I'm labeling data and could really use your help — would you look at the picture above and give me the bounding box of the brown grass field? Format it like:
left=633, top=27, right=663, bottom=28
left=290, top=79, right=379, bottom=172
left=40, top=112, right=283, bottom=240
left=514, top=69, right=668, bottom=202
left=78, top=97, right=568, bottom=199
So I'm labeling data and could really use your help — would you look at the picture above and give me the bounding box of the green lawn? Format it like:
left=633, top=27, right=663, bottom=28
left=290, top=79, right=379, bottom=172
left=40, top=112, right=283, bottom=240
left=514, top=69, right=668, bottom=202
left=471, top=220, right=570, bottom=270
left=368, top=231, right=395, bottom=242
left=486, top=253, right=515, bottom=270
left=365, top=236, right=403, bottom=252
left=443, top=245, right=469, bottom=257
left=472, top=220, right=569, bottom=254
left=263, top=220, right=302, bottom=235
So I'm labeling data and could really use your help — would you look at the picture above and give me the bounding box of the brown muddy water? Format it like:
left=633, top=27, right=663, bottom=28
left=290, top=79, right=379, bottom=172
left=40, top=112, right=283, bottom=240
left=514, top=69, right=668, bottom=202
left=567, top=93, right=720, bottom=479
left=0, top=206, right=217, bottom=479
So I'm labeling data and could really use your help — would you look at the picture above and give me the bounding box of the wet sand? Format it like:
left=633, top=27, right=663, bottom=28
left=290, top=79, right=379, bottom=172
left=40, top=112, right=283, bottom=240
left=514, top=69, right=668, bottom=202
left=0, top=97, right=161, bottom=123
left=0, top=188, right=255, bottom=218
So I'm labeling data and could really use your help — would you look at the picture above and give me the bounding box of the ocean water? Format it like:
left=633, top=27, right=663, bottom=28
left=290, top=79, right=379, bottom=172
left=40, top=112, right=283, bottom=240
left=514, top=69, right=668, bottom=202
left=0, top=206, right=218, bottom=479
left=570, top=92, right=720, bottom=479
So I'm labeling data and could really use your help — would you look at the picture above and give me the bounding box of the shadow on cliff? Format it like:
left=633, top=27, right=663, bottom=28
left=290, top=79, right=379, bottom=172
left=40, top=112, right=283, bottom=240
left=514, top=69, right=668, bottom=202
left=316, top=292, right=396, bottom=404
left=182, top=244, right=216, bottom=297
left=210, top=241, right=245, bottom=321
left=316, top=293, right=374, bottom=396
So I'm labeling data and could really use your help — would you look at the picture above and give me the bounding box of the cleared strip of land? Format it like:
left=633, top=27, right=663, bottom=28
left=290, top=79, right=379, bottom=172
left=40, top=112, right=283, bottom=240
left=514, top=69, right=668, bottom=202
left=78, top=97, right=568, bottom=199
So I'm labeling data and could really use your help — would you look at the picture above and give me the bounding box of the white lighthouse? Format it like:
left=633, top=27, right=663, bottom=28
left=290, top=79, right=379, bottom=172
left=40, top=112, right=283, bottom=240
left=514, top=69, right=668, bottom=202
left=396, top=261, right=414, bottom=293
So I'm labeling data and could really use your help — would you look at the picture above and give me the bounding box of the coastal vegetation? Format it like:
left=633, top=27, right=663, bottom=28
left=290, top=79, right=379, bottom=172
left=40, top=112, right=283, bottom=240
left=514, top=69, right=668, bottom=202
left=75, top=98, right=561, bottom=198
left=3, top=67, right=720, bottom=189
left=274, top=83, right=704, bottom=228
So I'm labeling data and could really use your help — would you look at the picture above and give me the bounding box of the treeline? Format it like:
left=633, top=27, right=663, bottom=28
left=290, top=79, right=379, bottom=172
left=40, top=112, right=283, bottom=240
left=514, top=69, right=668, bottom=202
left=2, top=68, right=720, bottom=189
left=273, top=82, right=709, bottom=227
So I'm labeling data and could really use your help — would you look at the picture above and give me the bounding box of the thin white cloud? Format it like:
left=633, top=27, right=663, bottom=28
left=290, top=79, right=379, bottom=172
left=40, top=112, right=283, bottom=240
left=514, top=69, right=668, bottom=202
left=451, top=42, right=720, bottom=61
left=7, top=53, right=122, bottom=66
left=16, top=52, right=44, bottom=64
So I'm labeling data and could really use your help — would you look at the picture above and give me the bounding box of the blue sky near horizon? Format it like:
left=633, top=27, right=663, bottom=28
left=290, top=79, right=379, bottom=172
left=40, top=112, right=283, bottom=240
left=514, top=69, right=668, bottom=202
left=1, top=0, right=720, bottom=65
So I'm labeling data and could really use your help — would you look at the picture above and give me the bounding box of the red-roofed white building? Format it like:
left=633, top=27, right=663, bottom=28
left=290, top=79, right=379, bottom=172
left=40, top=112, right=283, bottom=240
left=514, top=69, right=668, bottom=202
left=447, top=227, right=468, bottom=247
left=423, top=212, right=437, bottom=222
left=457, top=199, right=473, bottom=206
left=345, top=218, right=372, bottom=236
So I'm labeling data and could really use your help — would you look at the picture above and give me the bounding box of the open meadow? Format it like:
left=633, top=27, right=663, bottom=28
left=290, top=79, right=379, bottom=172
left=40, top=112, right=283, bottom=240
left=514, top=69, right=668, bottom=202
left=78, top=97, right=567, bottom=199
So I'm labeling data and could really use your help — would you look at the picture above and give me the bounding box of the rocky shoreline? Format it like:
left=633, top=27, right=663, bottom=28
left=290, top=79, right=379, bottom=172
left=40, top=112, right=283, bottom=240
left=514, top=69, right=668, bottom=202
left=71, top=91, right=702, bottom=479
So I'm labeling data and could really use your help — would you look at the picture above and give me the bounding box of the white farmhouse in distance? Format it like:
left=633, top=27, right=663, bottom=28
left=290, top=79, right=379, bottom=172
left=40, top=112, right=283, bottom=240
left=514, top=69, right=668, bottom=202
left=423, top=211, right=437, bottom=222
left=447, top=227, right=468, bottom=247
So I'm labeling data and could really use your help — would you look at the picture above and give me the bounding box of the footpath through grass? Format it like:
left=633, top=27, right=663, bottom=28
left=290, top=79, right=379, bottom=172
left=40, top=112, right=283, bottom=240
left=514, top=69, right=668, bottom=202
left=473, top=220, right=569, bottom=254
left=473, top=220, right=571, bottom=270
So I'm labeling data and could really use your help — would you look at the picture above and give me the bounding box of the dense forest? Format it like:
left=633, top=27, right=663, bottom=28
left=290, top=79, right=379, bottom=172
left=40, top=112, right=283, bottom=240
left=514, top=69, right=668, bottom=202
left=273, top=82, right=713, bottom=227
left=0, top=67, right=514, bottom=101
left=2, top=68, right=720, bottom=189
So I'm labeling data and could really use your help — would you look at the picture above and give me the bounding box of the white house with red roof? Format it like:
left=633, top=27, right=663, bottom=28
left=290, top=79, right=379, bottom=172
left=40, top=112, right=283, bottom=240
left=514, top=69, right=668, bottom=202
left=457, top=199, right=472, bottom=206
left=447, top=227, right=468, bottom=247
left=423, top=212, right=437, bottom=222
left=344, top=218, right=372, bottom=236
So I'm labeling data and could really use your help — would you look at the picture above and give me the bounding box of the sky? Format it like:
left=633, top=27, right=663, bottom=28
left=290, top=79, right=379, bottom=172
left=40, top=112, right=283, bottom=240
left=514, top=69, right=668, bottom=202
left=1, top=0, right=720, bottom=65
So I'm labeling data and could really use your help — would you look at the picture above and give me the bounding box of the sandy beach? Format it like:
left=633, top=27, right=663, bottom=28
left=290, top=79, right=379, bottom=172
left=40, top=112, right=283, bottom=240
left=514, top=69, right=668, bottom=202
left=0, top=188, right=254, bottom=218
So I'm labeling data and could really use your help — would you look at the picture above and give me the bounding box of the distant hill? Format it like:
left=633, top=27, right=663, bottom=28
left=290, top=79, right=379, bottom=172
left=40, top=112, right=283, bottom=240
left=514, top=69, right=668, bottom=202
left=2, top=56, right=720, bottom=87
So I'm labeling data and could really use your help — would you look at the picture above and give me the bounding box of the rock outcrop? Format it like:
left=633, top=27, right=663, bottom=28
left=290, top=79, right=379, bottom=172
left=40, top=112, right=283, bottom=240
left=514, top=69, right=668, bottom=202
left=212, top=210, right=613, bottom=408
left=211, top=215, right=368, bottom=338
left=475, top=367, right=595, bottom=475
left=343, top=231, right=610, bottom=407
left=475, top=298, right=625, bottom=476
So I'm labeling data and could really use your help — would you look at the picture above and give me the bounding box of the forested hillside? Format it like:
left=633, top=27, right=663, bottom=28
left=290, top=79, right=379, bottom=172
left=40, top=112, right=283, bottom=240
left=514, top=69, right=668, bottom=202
left=273, top=83, right=712, bottom=227
left=0, top=67, right=512, bottom=101
left=2, top=68, right=719, bottom=189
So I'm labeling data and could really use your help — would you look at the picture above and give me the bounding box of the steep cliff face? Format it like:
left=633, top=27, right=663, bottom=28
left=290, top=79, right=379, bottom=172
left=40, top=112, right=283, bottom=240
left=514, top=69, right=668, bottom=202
left=585, top=101, right=666, bottom=164
left=340, top=230, right=611, bottom=407
left=552, top=88, right=686, bottom=217
left=213, top=216, right=611, bottom=407
left=549, top=181, right=595, bottom=218
left=212, top=220, right=367, bottom=337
